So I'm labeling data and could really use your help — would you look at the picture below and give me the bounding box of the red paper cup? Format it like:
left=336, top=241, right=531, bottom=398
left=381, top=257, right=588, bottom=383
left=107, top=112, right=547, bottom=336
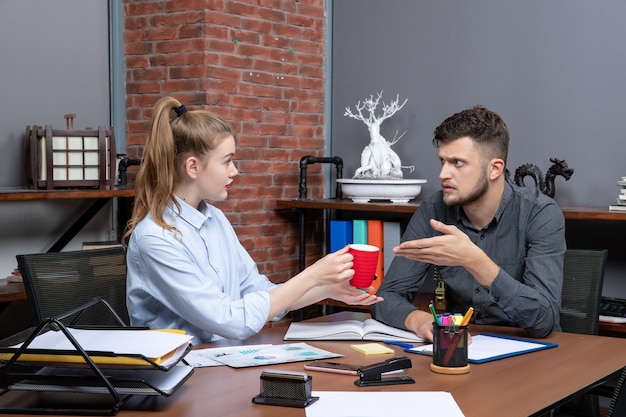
left=348, top=244, right=380, bottom=288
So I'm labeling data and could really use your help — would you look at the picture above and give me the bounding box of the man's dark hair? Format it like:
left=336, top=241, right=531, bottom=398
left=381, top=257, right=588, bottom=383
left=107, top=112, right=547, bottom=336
left=432, top=105, right=509, bottom=164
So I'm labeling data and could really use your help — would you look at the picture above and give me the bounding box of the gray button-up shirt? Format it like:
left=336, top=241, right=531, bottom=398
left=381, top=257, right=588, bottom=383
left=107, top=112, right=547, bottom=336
left=372, top=182, right=565, bottom=338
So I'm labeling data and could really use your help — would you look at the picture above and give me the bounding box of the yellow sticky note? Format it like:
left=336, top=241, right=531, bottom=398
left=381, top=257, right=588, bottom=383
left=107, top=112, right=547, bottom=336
left=350, top=343, right=394, bottom=355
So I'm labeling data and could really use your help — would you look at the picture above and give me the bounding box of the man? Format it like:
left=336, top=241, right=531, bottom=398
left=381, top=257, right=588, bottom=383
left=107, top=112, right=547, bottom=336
left=371, top=105, right=565, bottom=341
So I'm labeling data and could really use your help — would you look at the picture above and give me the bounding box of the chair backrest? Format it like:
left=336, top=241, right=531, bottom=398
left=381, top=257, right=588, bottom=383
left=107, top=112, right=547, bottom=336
left=17, top=246, right=129, bottom=327
left=560, top=249, right=608, bottom=335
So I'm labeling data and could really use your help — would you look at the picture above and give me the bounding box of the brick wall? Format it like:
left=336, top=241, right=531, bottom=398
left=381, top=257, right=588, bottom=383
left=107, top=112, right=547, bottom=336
left=123, top=0, right=327, bottom=284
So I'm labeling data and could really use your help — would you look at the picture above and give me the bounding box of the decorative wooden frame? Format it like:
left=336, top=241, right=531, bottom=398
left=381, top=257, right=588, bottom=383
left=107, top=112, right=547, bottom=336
left=24, top=124, right=116, bottom=190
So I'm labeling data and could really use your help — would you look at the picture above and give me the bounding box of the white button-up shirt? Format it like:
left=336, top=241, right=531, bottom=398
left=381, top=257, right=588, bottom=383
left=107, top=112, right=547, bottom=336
left=126, top=197, right=280, bottom=344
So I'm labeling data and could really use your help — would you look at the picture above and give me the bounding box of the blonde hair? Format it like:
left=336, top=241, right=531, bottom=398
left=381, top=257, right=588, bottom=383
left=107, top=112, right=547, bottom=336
left=124, top=97, right=233, bottom=241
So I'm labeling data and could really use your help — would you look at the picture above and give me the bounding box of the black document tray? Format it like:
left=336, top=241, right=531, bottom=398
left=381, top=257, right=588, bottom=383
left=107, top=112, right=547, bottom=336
left=0, top=299, right=193, bottom=415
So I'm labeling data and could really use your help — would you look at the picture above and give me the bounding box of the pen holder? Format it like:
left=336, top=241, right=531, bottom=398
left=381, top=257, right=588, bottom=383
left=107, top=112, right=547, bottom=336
left=430, top=323, right=470, bottom=375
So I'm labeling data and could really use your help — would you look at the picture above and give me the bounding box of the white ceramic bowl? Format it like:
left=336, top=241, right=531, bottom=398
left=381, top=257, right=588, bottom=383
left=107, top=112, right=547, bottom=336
left=336, top=178, right=427, bottom=203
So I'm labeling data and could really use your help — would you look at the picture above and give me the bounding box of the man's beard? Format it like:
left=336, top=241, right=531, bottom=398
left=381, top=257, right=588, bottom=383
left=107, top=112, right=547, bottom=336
left=443, top=169, right=489, bottom=207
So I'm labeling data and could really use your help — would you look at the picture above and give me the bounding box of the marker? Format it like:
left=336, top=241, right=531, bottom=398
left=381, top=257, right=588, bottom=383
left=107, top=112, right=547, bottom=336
left=461, top=307, right=474, bottom=326
left=429, top=301, right=441, bottom=326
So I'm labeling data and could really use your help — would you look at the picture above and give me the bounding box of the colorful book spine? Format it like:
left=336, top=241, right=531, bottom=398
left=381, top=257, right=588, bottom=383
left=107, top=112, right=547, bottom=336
left=329, top=220, right=353, bottom=253
left=383, top=221, right=401, bottom=277
left=367, top=220, right=384, bottom=293
left=352, top=219, right=368, bottom=244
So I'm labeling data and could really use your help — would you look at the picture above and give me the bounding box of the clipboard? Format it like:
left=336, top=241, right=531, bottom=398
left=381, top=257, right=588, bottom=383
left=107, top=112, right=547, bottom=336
left=405, top=333, right=558, bottom=364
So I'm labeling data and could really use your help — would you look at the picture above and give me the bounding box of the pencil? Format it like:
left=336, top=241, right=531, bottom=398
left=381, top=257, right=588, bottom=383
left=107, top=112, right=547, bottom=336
left=461, top=307, right=474, bottom=326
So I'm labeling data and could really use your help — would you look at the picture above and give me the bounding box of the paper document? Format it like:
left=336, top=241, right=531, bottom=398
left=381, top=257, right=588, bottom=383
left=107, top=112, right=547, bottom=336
left=306, top=391, right=465, bottom=417
left=12, top=328, right=192, bottom=358
left=407, top=333, right=557, bottom=364
left=184, top=344, right=272, bottom=367
left=600, top=315, right=626, bottom=324
left=211, top=343, right=341, bottom=368
left=4, top=328, right=193, bottom=366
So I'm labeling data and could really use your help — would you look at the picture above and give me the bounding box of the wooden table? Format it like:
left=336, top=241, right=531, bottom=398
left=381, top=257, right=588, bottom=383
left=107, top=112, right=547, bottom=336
left=5, top=312, right=620, bottom=417
left=0, top=282, right=26, bottom=304
left=143, top=313, right=626, bottom=416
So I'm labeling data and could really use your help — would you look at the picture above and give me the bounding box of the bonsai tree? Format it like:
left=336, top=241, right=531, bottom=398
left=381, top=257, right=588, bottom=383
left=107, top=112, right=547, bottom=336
left=344, top=91, right=414, bottom=179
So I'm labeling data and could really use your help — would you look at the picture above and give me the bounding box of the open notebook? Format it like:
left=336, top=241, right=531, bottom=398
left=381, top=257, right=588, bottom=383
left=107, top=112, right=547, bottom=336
left=283, top=319, right=422, bottom=343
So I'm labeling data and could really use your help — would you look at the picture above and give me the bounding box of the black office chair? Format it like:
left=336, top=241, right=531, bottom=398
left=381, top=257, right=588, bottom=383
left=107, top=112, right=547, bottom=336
left=16, top=246, right=130, bottom=327
left=607, top=366, right=626, bottom=417
left=556, top=249, right=609, bottom=417
left=560, top=249, right=608, bottom=335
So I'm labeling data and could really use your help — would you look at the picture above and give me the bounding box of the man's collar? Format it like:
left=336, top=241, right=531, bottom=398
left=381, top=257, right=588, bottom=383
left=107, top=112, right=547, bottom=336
left=452, top=182, right=511, bottom=230
left=493, top=182, right=514, bottom=223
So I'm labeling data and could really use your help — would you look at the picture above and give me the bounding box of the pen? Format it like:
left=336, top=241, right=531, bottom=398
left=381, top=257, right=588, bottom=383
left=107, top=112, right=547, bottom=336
left=429, top=301, right=441, bottom=326
left=383, top=340, right=414, bottom=349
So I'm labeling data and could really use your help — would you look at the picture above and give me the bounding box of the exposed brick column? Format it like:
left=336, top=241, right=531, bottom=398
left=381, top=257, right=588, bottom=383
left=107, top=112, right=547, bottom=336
left=123, top=0, right=327, bottom=283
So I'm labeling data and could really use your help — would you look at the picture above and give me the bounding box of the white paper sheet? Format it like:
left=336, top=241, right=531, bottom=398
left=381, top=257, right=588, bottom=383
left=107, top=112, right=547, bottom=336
left=14, top=328, right=193, bottom=359
left=185, top=344, right=272, bottom=367
left=306, top=391, right=465, bottom=417
left=407, top=333, right=557, bottom=363
left=211, top=342, right=341, bottom=368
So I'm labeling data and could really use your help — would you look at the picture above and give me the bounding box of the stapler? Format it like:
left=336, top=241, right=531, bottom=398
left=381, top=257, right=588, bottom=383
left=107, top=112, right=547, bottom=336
left=354, top=356, right=415, bottom=387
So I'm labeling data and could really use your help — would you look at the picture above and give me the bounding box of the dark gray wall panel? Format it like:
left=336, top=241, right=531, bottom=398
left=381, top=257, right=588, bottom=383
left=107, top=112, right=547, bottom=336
left=0, top=0, right=110, bottom=187
left=332, top=0, right=626, bottom=206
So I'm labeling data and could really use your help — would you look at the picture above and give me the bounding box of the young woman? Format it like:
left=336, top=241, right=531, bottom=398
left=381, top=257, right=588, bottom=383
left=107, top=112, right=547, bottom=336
left=124, top=96, right=381, bottom=344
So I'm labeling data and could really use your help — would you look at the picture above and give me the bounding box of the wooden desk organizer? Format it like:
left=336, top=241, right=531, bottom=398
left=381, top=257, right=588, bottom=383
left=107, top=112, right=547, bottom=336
left=24, top=116, right=116, bottom=189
